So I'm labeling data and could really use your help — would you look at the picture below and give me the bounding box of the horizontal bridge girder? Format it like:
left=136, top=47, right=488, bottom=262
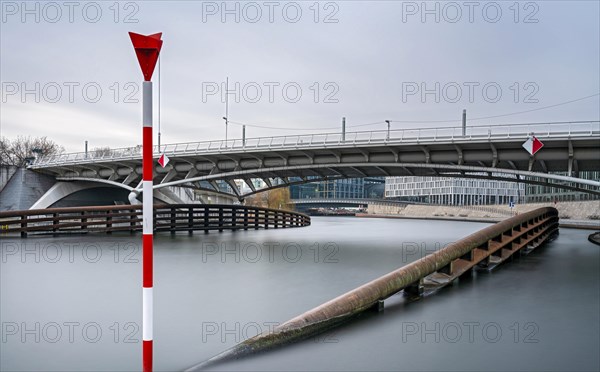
left=42, top=145, right=600, bottom=179
left=54, top=161, right=600, bottom=201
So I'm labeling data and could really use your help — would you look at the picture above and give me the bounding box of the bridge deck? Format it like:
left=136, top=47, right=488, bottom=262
left=25, top=121, right=600, bottom=201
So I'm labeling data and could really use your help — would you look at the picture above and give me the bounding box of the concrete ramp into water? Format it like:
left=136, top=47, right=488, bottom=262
left=185, top=207, right=559, bottom=371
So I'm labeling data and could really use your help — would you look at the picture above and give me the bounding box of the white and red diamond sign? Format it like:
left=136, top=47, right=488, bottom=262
left=522, top=136, right=544, bottom=156
left=158, top=153, right=170, bottom=168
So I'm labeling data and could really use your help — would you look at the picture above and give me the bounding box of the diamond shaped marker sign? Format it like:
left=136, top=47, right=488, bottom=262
left=522, top=136, right=544, bottom=156
left=129, top=32, right=163, bottom=81
left=158, top=153, right=169, bottom=168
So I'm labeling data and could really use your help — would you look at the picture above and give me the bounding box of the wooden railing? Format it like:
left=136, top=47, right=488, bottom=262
left=0, top=204, right=311, bottom=237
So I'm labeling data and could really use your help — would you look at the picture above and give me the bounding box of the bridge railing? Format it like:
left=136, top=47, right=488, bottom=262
left=0, top=204, right=310, bottom=237
left=30, top=121, right=600, bottom=167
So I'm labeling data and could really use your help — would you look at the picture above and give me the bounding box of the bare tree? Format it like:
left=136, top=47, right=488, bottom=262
left=0, top=136, right=64, bottom=166
left=246, top=188, right=293, bottom=210
left=93, top=146, right=113, bottom=158
left=0, top=137, right=11, bottom=165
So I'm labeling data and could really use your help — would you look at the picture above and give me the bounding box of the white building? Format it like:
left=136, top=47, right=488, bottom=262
left=385, top=175, right=525, bottom=206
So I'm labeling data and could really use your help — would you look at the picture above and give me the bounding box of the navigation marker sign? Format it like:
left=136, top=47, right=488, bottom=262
left=129, top=32, right=163, bottom=81
left=158, top=153, right=169, bottom=168
left=129, top=31, right=163, bottom=372
left=522, top=135, right=544, bottom=156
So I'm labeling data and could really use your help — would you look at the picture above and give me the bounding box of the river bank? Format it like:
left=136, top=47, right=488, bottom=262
left=362, top=200, right=599, bottom=230
left=356, top=213, right=599, bottom=230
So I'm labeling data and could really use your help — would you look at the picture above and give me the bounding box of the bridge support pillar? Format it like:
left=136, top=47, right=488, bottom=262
left=459, top=268, right=473, bottom=279
left=438, top=261, right=453, bottom=275
left=370, top=300, right=384, bottom=312
left=405, top=279, right=424, bottom=296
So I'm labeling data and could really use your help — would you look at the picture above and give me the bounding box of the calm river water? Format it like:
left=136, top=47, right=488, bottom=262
left=1, top=217, right=598, bottom=371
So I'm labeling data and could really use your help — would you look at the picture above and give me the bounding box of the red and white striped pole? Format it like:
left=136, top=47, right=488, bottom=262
left=129, top=32, right=163, bottom=372
left=142, top=79, right=154, bottom=372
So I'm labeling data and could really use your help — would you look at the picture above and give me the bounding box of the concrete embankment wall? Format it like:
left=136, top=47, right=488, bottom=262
left=368, top=200, right=600, bottom=221
left=0, top=166, right=18, bottom=192
left=0, top=168, right=56, bottom=211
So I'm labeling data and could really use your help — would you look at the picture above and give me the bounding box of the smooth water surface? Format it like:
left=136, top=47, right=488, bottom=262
left=1, top=217, right=598, bottom=371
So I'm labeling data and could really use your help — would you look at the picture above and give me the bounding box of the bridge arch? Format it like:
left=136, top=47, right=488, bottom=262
left=31, top=178, right=200, bottom=209
left=30, top=180, right=132, bottom=209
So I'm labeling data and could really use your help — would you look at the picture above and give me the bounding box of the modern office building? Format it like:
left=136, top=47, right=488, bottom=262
left=385, top=175, right=525, bottom=205
left=290, top=178, right=384, bottom=200
left=525, top=171, right=600, bottom=202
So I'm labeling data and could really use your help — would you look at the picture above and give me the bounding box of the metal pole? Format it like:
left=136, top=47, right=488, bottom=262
left=462, top=109, right=466, bottom=136
left=158, top=56, right=161, bottom=150
left=242, top=124, right=246, bottom=146
left=385, top=120, right=390, bottom=140
left=225, top=77, right=229, bottom=143
left=85, top=140, right=88, bottom=159
left=342, top=117, right=346, bottom=142
left=142, top=81, right=154, bottom=372
left=129, top=31, right=162, bottom=372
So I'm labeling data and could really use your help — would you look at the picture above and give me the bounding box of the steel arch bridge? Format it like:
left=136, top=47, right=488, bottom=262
left=27, top=121, right=600, bottom=207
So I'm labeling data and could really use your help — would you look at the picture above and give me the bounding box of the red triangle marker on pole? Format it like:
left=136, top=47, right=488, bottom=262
left=130, top=31, right=163, bottom=372
left=129, top=32, right=163, bottom=81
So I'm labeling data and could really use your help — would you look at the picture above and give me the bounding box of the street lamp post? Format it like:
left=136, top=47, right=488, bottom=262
left=385, top=120, right=391, bottom=140
left=158, top=56, right=161, bottom=150
left=222, top=116, right=228, bottom=144
left=224, top=76, right=229, bottom=144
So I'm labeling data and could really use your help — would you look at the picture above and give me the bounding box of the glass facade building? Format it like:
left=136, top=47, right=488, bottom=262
left=525, top=171, right=600, bottom=202
left=290, top=178, right=384, bottom=200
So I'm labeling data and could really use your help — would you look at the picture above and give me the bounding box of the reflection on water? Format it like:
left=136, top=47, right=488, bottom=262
left=1, top=217, right=598, bottom=371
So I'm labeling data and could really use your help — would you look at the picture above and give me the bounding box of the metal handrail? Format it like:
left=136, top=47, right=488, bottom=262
left=30, top=121, right=600, bottom=168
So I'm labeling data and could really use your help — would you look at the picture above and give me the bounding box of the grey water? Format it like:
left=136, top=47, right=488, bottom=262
left=1, top=217, right=598, bottom=371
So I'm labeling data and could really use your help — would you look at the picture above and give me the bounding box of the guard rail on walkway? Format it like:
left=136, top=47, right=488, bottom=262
left=30, top=121, right=600, bottom=167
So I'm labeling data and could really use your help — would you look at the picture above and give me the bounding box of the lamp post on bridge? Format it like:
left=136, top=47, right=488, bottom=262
left=385, top=120, right=391, bottom=141
left=462, top=109, right=467, bottom=136
left=129, top=31, right=163, bottom=372
left=223, top=76, right=229, bottom=145
left=223, top=116, right=228, bottom=144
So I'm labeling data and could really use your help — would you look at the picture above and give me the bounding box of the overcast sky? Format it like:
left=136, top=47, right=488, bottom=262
left=1, top=0, right=599, bottom=152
